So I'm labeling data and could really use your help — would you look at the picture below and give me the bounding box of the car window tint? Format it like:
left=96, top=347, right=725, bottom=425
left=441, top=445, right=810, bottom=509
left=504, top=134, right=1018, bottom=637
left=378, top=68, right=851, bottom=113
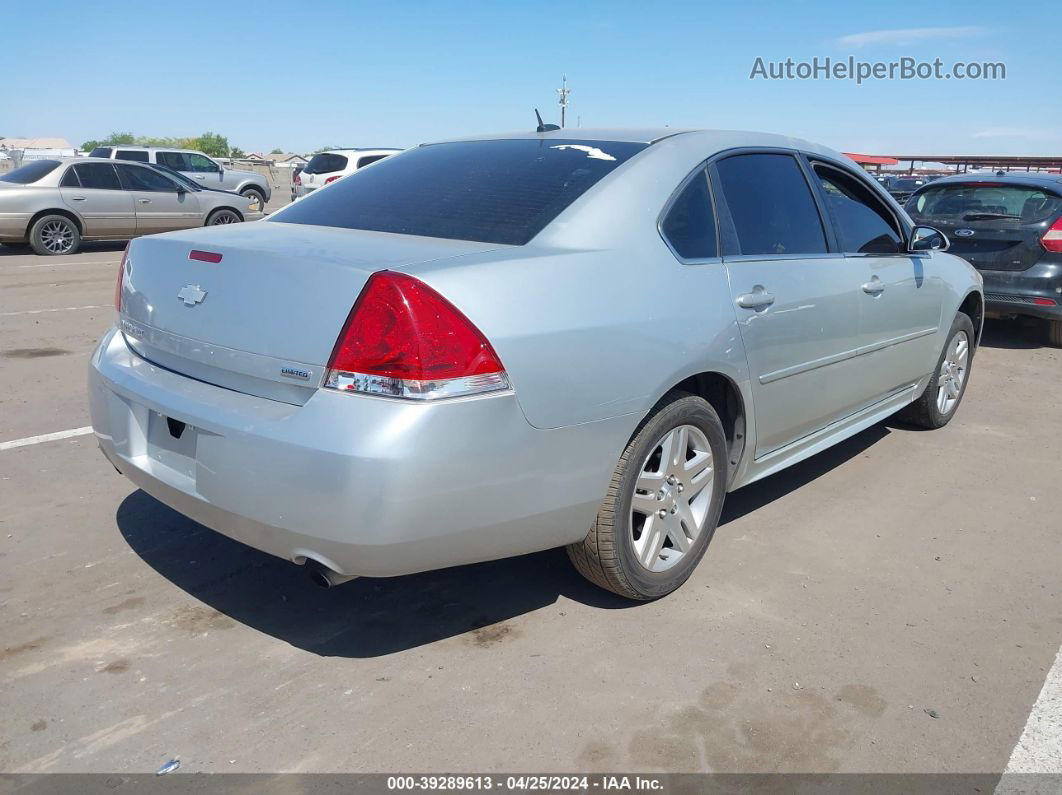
left=273, top=139, right=648, bottom=246
left=59, top=168, right=81, bottom=188
left=814, top=164, right=903, bottom=254
left=715, top=154, right=827, bottom=256
left=187, top=154, right=219, bottom=173
left=115, top=150, right=150, bottom=162
left=0, top=160, right=61, bottom=184
left=661, top=170, right=717, bottom=259
left=303, top=153, right=348, bottom=174
left=73, top=163, right=122, bottom=190
left=157, top=152, right=191, bottom=170
left=912, top=183, right=1062, bottom=222
left=88, top=147, right=112, bottom=158
left=356, top=154, right=389, bottom=168
left=116, top=164, right=176, bottom=192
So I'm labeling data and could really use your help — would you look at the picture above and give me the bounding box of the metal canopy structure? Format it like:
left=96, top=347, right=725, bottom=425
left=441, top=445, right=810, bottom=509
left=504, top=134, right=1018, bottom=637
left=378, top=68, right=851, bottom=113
left=888, top=154, right=1062, bottom=173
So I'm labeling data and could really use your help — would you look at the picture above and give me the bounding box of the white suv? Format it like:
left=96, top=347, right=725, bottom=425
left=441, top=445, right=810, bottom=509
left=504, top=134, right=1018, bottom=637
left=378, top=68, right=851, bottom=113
left=295, top=148, right=400, bottom=198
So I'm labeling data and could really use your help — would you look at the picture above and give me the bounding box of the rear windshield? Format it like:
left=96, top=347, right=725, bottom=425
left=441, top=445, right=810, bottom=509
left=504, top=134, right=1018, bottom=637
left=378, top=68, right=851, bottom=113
left=89, top=147, right=113, bottom=158
left=303, top=153, right=348, bottom=174
left=115, top=150, right=150, bottom=162
left=0, top=160, right=61, bottom=184
left=273, top=138, right=648, bottom=245
left=910, top=183, right=1062, bottom=222
left=891, top=178, right=925, bottom=190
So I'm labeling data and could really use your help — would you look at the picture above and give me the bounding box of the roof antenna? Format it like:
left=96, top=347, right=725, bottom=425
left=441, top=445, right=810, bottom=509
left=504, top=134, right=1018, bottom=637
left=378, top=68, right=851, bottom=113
left=535, top=109, right=560, bottom=133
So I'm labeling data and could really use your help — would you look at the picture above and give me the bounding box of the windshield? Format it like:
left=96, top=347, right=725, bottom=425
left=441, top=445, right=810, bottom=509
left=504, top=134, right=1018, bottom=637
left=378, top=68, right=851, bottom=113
left=910, top=183, right=1062, bottom=222
left=272, top=138, right=648, bottom=245
left=0, top=160, right=62, bottom=184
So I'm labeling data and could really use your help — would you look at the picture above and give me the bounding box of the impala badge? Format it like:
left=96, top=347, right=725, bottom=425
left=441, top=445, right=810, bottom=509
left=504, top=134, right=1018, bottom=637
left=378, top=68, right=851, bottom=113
left=178, top=284, right=207, bottom=306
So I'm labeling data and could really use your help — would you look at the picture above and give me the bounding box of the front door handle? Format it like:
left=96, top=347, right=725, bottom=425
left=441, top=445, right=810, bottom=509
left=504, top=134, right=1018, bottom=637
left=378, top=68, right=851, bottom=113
left=736, top=286, right=775, bottom=310
left=138, top=199, right=151, bottom=204
left=862, top=276, right=885, bottom=295
left=70, top=196, right=86, bottom=201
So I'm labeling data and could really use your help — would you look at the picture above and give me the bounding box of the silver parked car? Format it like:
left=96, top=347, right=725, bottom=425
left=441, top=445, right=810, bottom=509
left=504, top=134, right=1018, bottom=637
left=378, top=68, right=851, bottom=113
left=0, top=158, right=263, bottom=255
left=88, top=146, right=272, bottom=209
left=88, top=129, right=983, bottom=599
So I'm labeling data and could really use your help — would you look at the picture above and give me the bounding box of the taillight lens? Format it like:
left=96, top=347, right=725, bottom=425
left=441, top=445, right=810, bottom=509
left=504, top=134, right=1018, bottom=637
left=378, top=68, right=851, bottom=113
left=1042, top=217, right=1062, bottom=253
left=294, top=173, right=302, bottom=186
left=324, top=175, right=342, bottom=185
left=325, top=271, right=510, bottom=400
left=114, top=244, right=129, bottom=312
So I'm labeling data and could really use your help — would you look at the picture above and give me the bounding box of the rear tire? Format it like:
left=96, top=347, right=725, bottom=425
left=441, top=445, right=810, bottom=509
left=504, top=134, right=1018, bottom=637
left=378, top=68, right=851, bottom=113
left=29, top=214, right=80, bottom=256
left=896, top=313, right=975, bottom=429
left=1047, top=319, right=1062, bottom=348
left=567, top=392, right=728, bottom=600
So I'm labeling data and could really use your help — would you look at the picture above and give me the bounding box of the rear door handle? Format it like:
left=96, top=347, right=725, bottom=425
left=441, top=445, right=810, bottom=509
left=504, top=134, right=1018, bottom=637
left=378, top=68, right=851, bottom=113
left=138, top=199, right=151, bottom=204
left=862, top=276, right=885, bottom=295
left=70, top=196, right=86, bottom=201
left=736, top=287, right=775, bottom=309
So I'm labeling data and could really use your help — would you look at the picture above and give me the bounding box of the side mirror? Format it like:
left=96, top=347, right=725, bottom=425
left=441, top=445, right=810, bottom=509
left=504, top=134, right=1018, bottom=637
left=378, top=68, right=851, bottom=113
left=175, top=184, right=187, bottom=194
left=909, top=225, right=949, bottom=252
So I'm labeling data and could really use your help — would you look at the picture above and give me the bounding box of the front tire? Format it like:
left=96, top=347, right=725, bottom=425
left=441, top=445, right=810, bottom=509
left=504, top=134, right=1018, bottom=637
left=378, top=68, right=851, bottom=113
left=206, top=209, right=242, bottom=226
left=29, top=215, right=80, bottom=256
left=567, top=392, right=728, bottom=600
left=240, top=188, right=265, bottom=210
left=897, top=312, right=975, bottom=429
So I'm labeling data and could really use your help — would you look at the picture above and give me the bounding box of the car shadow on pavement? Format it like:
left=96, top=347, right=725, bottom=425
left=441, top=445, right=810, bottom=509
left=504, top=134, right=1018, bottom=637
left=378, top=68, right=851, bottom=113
left=979, top=318, right=1051, bottom=350
left=117, top=422, right=894, bottom=658
left=116, top=490, right=634, bottom=658
left=0, top=240, right=128, bottom=258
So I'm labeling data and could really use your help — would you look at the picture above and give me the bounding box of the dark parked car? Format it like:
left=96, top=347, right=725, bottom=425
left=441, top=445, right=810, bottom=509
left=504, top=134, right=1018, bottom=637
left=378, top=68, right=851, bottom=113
left=906, top=173, right=1062, bottom=345
left=888, top=177, right=928, bottom=203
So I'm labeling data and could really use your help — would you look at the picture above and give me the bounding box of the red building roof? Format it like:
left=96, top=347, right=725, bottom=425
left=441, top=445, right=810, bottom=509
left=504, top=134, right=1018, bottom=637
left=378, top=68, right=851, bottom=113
left=843, top=152, right=899, bottom=166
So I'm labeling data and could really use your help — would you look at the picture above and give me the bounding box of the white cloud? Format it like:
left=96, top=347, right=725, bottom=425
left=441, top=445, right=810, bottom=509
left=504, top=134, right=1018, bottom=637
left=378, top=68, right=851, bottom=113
left=837, top=26, right=986, bottom=48
left=973, top=128, right=1051, bottom=140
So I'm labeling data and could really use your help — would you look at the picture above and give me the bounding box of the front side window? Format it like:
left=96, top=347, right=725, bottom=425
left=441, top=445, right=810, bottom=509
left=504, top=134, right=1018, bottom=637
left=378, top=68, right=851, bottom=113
left=814, top=164, right=903, bottom=254
left=73, top=163, right=121, bottom=190
left=715, top=153, right=827, bottom=256
left=116, top=164, right=177, bottom=192
left=187, top=153, right=219, bottom=173
left=0, top=160, right=61, bottom=184
left=661, top=170, right=717, bottom=259
left=115, top=150, right=150, bottom=162
left=272, top=138, right=648, bottom=245
left=157, top=151, right=191, bottom=171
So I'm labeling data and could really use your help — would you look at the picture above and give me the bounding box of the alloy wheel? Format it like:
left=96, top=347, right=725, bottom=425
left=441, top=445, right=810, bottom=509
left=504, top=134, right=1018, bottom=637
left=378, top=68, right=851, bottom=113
left=41, top=220, right=75, bottom=254
left=210, top=211, right=240, bottom=225
left=630, top=424, right=715, bottom=572
left=936, top=329, right=970, bottom=415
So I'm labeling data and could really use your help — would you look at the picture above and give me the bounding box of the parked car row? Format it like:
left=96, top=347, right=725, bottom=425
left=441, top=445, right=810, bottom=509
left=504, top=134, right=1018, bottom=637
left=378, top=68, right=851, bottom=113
left=0, top=157, right=263, bottom=255
left=293, top=148, right=400, bottom=198
left=88, top=127, right=985, bottom=601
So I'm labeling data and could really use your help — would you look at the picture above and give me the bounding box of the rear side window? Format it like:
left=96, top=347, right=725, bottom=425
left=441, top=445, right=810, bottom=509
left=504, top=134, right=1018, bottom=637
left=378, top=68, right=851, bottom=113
left=116, top=164, right=177, bottom=192
left=88, top=147, right=113, bottom=158
left=661, top=170, right=717, bottom=259
left=114, top=150, right=150, bottom=162
left=73, top=163, right=122, bottom=190
left=273, top=139, right=648, bottom=245
left=60, top=168, right=81, bottom=187
left=157, top=151, right=192, bottom=170
left=0, top=160, right=61, bottom=184
left=813, top=164, right=903, bottom=254
left=715, top=154, right=827, bottom=256
left=912, top=183, right=1062, bottom=222
left=303, top=153, right=348, bottom=174
left=356, top=154, right=389, bottom=169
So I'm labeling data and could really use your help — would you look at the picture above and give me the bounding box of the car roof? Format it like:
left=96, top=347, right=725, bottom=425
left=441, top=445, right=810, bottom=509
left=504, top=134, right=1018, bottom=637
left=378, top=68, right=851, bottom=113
left=317, top=147, right=402, bottom=153
left=93, top=145, right=203, bottom=154
left=426, top=127, right=849, bottom=162
left=917, top=172, right=1062, bottom=191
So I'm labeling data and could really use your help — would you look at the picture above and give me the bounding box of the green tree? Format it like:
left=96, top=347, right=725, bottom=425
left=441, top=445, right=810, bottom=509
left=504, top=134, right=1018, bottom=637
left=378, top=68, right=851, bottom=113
left=230, top=147, right=246, bottom=158
left=80, top=131, right=135, bottom=151
left=270, top=148, right=283, bottom=154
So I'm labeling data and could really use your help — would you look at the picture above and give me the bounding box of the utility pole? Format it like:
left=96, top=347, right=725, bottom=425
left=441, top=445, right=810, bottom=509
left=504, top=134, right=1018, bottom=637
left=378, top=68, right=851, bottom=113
left=557, top=75, right=571, bottom=129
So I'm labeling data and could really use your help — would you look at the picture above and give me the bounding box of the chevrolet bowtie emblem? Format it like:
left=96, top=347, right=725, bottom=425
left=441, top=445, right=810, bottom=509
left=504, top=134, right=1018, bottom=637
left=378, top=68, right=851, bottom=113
left=178, top=284, right=207, bottom=306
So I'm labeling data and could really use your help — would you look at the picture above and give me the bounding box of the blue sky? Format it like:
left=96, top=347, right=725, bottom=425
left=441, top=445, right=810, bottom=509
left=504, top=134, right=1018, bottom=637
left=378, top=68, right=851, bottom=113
left=2, top=0, right=1057, bottom=157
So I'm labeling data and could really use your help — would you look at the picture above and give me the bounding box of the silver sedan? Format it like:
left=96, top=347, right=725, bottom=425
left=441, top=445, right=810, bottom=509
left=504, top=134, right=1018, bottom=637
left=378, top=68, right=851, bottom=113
left=88, top=129, right=982, bottom=599
left=0, top=158, right=263, bottom=255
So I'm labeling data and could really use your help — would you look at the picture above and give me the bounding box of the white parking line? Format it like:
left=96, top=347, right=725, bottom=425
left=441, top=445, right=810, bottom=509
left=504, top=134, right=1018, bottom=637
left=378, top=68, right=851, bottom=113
left=0, top=426, right=94, bottom=452
left=1003, top=645, right=1062, bottom=775
left=16, top=260, right=119, bottom=269
left=0, top=305, right=107, bottom=317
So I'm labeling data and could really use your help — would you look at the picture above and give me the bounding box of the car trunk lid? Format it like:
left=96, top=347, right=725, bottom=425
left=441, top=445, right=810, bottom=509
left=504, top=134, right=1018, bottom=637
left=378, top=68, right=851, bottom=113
left=119, top=221, right=501, bottom=404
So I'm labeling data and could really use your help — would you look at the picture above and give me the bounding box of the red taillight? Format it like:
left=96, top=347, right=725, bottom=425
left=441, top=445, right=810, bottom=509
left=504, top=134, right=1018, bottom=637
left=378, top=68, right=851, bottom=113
left=1033, top=297, right=1057, bottom=306
left=1042, top=217, right=1062, bottom=253
left=325, top=271, right=509, bottom=400
left=294, top=173, right=302, bottom=186
left=324, top=175, right=342, bottom=185
left=114, top=244, right=128, bottom=311
left=189, top=249, right=223, bottom=263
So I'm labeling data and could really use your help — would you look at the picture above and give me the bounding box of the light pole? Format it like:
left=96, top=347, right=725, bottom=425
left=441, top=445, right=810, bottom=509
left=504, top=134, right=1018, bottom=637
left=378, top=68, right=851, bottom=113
left=557, top=75, right=571, bottom=129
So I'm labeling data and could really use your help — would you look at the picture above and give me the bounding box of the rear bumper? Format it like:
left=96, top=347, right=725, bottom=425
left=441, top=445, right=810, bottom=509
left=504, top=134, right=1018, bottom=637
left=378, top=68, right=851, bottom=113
left=88, top=328, right=622, bottom=577
left=980, top=256, right=1062, bottom=320
left=0, top=212, right=31, bottom=242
